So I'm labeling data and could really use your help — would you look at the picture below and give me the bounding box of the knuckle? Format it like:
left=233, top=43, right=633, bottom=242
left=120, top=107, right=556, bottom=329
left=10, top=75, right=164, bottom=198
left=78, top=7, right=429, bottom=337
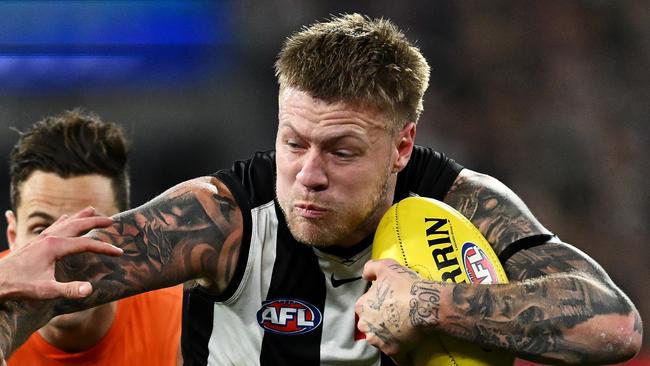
left=365, top=334, right=382, bottom=348
left=383, top=258, right=399, bottom=266
left=43, top=235, right=59, bottom=246
left=356, top=320, right=367, bottom=333
left=63, top=284, right=75, bottom=298
left=362, top=260, right=373, bottom=270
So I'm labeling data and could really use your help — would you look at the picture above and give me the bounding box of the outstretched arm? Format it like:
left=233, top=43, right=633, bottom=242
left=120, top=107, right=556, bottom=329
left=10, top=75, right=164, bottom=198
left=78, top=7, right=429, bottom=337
left=0, top=175, right=243, bottom=359
left=357, top=169, right=642, bottom=365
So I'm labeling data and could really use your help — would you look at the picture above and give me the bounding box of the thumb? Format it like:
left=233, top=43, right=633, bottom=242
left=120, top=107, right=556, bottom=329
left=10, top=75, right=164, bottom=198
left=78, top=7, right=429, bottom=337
left=362, top=258, right=400, bottom=281
left=49, top=281, right=94, bottom=299
left=361, top=260, right=381, bottom=281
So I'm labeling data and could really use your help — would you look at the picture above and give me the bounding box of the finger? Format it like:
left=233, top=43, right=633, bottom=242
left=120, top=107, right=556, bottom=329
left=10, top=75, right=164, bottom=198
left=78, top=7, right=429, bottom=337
left=355, top=294, right=366, bottom=317
left=362, top=259, right=398, bottom=280
left=46, top=207, right=101, bottom=231
left=355, top=312, right=368, bottom=333
left=45, top=281, right=94, bottom=299
left=67, top=206, right=97, bottom=220
left=48, top=216, right=114, bottom=237
left=49, top=213, right=70, bottom=227
left=361, top=260, right=379, bottom=281
left=51, top=237, right=123, bottom=259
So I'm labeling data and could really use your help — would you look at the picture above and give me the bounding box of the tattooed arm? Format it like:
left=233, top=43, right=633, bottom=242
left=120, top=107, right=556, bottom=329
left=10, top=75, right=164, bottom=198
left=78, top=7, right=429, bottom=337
left=356, top=169, right=641, bottom=365
left=0, top=176, right=243, bottom=358
left=440, top=169, right=642, bottom=364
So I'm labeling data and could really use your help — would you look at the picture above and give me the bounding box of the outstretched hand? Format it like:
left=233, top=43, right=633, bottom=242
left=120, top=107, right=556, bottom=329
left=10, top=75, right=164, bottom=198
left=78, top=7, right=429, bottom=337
left=355, top=259, right=445, bottom=365
left=0, top=207, right=122, bottom=301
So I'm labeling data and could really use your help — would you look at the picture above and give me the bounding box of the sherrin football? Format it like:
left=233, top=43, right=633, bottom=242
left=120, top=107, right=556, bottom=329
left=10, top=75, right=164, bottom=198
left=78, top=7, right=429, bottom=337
left=372, top=196, right=514, bottom=366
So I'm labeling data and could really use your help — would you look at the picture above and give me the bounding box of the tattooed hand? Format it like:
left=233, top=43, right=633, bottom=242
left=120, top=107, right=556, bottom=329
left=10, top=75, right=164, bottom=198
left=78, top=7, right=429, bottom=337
left=355, top=259, right=448, bottom=363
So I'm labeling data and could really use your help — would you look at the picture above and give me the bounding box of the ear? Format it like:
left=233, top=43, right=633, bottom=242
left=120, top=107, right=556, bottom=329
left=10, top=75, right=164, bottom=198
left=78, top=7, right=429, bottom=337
left=392, top=122, right=416, bottom=174
left=5, top=210, right=17, bottom=251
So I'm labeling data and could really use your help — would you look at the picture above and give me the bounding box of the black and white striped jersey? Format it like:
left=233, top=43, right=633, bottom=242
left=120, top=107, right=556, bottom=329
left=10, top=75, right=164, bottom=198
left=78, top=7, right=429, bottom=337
left=181, top=146, right=462, bottom=366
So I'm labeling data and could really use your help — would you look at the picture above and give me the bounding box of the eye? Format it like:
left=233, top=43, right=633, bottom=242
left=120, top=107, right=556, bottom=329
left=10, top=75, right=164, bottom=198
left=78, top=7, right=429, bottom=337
left=285, top=138, right=305, bottom=151
left=30, top=226, right=48, bottom=235
left=332, top=150, right=354, bottom=159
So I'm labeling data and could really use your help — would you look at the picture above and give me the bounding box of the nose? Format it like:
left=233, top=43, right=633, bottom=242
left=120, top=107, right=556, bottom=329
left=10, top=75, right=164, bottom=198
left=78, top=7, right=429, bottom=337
left=296, top=149, right=328, bottom=191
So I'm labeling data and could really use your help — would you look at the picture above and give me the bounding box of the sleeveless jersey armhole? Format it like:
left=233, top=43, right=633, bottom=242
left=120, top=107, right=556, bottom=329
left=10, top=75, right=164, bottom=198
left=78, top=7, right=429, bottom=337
left=189, top=171, right=253, bottom=303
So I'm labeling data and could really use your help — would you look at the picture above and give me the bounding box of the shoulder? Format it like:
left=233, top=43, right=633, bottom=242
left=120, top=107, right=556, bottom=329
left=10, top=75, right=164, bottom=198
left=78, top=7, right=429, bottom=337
left=213, top=150, right=276, bottom=208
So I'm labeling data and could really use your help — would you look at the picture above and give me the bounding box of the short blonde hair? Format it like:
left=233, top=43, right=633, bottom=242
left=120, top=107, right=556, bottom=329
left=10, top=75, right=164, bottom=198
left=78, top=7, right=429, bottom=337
left=275, top=13, right=430, bottom=131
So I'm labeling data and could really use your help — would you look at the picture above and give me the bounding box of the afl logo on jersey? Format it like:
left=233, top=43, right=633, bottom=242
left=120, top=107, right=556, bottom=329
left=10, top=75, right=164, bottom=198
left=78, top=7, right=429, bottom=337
left=256, top=298, right=322, bottom=335
left=461, top=242, right=498, bottom=284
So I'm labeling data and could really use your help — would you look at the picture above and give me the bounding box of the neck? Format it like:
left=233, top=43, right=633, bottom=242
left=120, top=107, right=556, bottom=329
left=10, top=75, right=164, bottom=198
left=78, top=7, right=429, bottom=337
left=38, top=302, right=117, bottom=353
left=318, top=232, right=374, bottom=258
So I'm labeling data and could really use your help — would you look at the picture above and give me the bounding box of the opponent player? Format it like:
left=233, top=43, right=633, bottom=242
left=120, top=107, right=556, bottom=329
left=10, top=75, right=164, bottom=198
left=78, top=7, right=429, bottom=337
left=0, top=15, right=642, bottom=365
left=2, top=110, right=182, bottom=365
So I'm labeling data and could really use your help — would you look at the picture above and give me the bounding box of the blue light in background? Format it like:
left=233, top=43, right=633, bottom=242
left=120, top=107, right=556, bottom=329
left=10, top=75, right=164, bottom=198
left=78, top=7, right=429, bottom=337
left=0, top=0, right=235, bottom=94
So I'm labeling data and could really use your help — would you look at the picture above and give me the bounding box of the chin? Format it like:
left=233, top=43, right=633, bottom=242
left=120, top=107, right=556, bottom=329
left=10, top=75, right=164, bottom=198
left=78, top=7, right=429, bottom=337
left=287, top=216, right=352, bottom=247
left=46, top=311, right=91, bottom=330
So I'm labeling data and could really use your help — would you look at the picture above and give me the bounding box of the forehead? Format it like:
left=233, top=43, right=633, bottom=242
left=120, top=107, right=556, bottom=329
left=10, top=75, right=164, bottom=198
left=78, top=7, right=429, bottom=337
left=278, top=87, right=390, bottom=132
left=16, top=171, right=119, bottom=219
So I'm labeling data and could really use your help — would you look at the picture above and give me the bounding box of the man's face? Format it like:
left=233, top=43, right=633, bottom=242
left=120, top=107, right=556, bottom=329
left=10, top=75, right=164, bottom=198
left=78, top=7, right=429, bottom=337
left=5, top=171, right=119, bottom=329
left=275, top=87, right=414, bottom=248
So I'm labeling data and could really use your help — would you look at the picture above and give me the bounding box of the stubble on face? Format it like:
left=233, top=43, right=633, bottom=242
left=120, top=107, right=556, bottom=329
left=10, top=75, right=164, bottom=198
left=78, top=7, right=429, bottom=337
left=274, top=87, right=402, bottom=249
left=277, top=160, right=394, bottom=248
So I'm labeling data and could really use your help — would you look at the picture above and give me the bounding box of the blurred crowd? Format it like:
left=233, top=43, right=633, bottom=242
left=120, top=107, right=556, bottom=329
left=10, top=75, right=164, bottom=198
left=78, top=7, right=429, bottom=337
left=0, top=0, right=647, bottom=355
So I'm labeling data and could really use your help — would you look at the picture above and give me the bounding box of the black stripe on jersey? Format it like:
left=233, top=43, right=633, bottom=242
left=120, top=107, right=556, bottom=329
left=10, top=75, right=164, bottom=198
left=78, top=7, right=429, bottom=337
left=181, top=287, right=216, bottom=365
left=180, top=171, right=254, bottom=366
left=259, top=201, right=327, bottom=366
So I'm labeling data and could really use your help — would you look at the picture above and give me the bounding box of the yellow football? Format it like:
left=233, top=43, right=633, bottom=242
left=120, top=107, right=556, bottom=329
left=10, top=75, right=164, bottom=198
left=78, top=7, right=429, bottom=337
left=372, top=196, right=514, bottom=366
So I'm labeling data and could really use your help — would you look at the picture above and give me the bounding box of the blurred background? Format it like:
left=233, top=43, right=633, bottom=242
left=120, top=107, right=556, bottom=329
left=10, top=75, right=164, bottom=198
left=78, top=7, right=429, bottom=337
left=0, top=0, right=647, bottom=361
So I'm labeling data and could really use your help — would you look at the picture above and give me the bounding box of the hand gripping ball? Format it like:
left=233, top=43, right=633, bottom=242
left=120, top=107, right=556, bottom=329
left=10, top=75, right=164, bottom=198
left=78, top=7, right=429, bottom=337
left=372, top=196, right=514, bottom=366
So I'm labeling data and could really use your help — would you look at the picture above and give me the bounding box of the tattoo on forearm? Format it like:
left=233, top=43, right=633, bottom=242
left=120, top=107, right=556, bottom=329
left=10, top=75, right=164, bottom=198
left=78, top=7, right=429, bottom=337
left=56, top=178, right=243, bottom=311
left=0, top=300, right=54, bottom=359
left=449, top=272, right=633, bottom=361
left=409, top=281, right=441, bottom=329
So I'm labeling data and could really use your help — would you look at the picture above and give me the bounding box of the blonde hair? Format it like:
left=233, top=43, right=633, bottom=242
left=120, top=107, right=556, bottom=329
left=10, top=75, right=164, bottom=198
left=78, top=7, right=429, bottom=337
left=275, top=13, right=430, bottom=131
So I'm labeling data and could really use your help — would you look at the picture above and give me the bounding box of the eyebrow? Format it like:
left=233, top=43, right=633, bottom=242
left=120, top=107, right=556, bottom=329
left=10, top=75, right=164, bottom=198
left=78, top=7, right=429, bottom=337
left=26, top=211, right=56, bottom=222
left=279, top=123, right=366, bottom=143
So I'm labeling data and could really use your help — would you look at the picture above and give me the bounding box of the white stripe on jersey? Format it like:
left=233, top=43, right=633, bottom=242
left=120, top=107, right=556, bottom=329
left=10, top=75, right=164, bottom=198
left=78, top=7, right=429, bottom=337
left=207, top=201, right=277, bottom=366
left=315, top=247, right=381, bottom=366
